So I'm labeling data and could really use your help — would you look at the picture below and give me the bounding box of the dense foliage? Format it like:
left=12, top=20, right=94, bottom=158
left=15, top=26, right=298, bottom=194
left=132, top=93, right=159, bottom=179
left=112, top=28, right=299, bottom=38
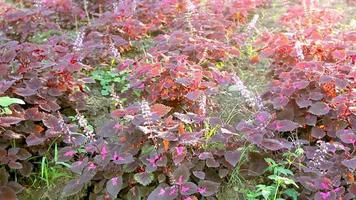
left=0, top=0, right=354, bottom=200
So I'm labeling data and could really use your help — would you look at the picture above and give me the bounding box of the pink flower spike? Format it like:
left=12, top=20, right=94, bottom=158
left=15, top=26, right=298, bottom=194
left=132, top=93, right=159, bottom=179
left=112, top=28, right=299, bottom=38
left=111, top=177, right=118, bottom=186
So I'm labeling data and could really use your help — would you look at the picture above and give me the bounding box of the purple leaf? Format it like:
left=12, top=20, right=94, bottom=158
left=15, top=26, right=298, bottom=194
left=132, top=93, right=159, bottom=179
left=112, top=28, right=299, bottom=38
left=26, top=134, right=45, bottom=146
left=311, top=127, right=326, bottom=139
left=173, top=165, right=190, bottom=185
left=7, top=181, right=24, bottom=194
left=198, top=152, right=214, bottom=160
left=0, top=186, right=16, bottom=200
left=305, top=114, right=317, bottom=126
left=219, top=169, right=229, bottom=178
left=106, top=176, right=123, bottom=197
left=186, top=90, right=202, bottom=101
left=0, top=117, right=24, bottom=126
left=198, top=181, right=220, bottom=197
left=272, top=96, right=289, bottom=109
left=268, top=120, right=299, bottom=132
left=62, top=179, right=84, bottom=197
left=17, top=148, right=31, bottom=160
left=308, top=102, right=330, bottom=116
left=336, top=129, right=355, bottom=144
left=148, top=186, right=178, bottom=200
left=180, top=182, right=197, bottom=196
left=296, top=98, right=312, bottom=108
left=14, top=88, right=36, bottom=96
left=112, top=152, right=134, bottom=165
left=341, top=158, right=356, bottom=170
left=224, top=150, right=241, bottom=167
left=261, top=139, right=286, bottom=151
left=193, top=171, right=205, bottom=179
left=255, top=111, right=271, bottom=124
left=309, top=92, right=324, bottom=101
left=19, top=161, right=33, bottom=177
left=293, top=80, right=309, bottom=89
left=8, top=161, right=23, bottom=169
left=206, top=158, right=220, bottom=168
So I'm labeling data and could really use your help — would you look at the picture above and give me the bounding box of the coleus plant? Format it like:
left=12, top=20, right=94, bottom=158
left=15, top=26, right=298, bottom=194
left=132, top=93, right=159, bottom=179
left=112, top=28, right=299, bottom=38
left=0, top=12, right=90, bottom=199
left=59, top=99, right=246, bottom=199
left=240, top=3, right=356, bottom=200
left=0, top=0, right=271, bottom=199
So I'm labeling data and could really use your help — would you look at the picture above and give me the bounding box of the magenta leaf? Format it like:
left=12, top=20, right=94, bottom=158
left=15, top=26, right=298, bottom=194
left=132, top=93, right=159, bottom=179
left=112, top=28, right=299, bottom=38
left=106, top=176, right=123, bottom=197
left=268, top=120, right=299, bottom=132
left=308, top=102, right=330, bottom=116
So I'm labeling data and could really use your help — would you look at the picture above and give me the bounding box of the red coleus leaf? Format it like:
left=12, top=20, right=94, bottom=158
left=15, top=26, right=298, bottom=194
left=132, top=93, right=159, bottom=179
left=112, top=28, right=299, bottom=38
left=151, top=103, right=172, bottom=117
left=308, top=102, right=330, bottom=116
left=268, top=120, right=299, bottom=132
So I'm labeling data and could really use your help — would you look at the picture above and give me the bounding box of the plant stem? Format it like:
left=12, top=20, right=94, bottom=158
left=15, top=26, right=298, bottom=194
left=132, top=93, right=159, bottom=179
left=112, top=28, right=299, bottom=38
left=273, top=182, right=280, bottom=200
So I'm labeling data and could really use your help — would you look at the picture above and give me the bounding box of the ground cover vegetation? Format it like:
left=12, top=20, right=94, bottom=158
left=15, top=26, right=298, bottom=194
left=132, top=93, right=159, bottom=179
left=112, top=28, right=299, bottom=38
left=0, top=0, right=355, bottom=199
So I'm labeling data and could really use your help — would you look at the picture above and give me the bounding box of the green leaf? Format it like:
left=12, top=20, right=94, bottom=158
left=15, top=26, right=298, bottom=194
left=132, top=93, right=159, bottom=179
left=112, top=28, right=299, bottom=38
left=0, top=96, right=25, bottom=107
left=134, top=172, right=154, bottom=186
left=283, top=188, right=298, bottom=200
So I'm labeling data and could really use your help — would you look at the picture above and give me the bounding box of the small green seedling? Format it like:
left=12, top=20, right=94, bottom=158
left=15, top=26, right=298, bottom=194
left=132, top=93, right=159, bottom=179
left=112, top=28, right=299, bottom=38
left=0, top=96, right=25, bottom=115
